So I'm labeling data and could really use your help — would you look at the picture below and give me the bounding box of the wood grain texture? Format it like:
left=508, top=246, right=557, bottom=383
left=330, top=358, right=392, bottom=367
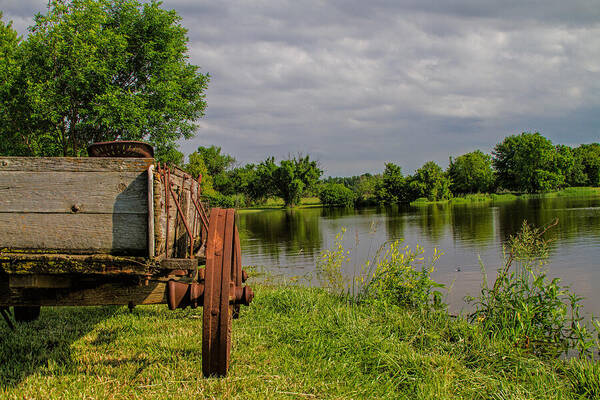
left=0, top=253, right=149, bottom=274
left=0, top=157, right=153, bottom=172
left=0, top=213, right=147, bottom=254
left=154, top=166, right=201, bottom=259
left=9, top=274, right=72, bottom=288
left=0, top=171, right=148, bottom=214
left=0, top=281, right=168, bottom=306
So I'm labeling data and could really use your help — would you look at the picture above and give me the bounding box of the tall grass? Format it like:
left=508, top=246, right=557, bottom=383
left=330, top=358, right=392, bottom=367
left=467, top=220, right=599, bottom=357
left=359, top=241, right=445, bottom=310
left=317, top=220, right=600, bottom=359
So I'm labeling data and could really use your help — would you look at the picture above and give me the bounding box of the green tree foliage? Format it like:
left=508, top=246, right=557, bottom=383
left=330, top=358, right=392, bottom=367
left=375, top=163, right=407, bottom=204
left=250, top=157, right=279, bottom=203
left=353, top=174, right=380, bottom=205
left=322, top=173, right=379, bottom=205
left=492, top=132, right=569, bottom=193
left=410, top=161, right=452, bottom=201
left=185, top=145, right=236, bottom=194
left=570, top=143, right=600, bottom=187
left=225, top=164, right=256, bottom=196
left=0, top=14, right=30, bottom=156
left=448, top=150, right=495, bottom=194
left=1, top=0, right=209, bottom=159
left=183, top=151, right=215, bottom=195
left=193, top=145, right=235, bottom=189
left=318, top=183, right=356, bottom=207
left=262, top=155, right=322, bottom=207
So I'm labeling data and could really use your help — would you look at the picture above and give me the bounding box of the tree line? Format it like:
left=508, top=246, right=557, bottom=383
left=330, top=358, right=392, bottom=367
left=182, top=146, right=322, bottom=208
left=325, top=132, right=600, bottom=207
left=182, top=132, right=600, bottom=208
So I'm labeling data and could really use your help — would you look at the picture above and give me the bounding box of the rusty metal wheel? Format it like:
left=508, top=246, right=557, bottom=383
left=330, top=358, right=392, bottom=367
left=202, top=208, right=236, bottom=377
left=87, top=141, right=154, bottom=158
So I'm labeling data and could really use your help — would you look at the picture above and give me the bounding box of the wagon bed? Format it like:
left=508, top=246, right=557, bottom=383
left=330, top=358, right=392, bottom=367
left=0, top=150, right=253, bottom=377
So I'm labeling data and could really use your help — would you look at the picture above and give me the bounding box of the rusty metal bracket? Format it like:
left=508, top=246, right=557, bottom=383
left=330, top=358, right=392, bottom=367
left=190, top=195, right=209, bottom=232
left=168, top=183, right=195, bottom=258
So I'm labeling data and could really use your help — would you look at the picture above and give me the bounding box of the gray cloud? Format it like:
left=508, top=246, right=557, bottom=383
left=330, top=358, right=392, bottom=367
left=1, top=0, right=599, bottom=175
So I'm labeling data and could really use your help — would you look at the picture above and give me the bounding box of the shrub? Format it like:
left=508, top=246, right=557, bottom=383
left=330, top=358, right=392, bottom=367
left=318, top=183, right=356, bottom=207
left=203, top=192, right=247, bottom=208
left=360, top=241, right=445, bottom=310
left=316, top=228, right=350, bottom=293
left=468, top=220, right=596, bottom=356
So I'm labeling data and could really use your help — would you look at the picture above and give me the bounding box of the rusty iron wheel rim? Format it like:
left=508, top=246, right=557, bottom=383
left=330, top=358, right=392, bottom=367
left=87, top=141, right=154, bottom=158
left=202, top=208, right=236, bottom=377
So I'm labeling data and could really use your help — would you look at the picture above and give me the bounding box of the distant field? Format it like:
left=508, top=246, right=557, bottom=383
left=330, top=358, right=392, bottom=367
left=241, top=196, right=322, bottom=210
left=410, top=187, right=600, bottom=206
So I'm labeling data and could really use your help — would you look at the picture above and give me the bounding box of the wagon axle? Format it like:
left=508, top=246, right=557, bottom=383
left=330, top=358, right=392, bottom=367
left=166, top=277, right=254, bottom=310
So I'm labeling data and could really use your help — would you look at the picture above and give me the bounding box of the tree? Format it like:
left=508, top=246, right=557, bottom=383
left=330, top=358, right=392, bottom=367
left=260, top=155, right=322, bottom=207
left=448, top=150, right=495, bottom=194
left=570, top=143, right=600, bottom=187
left=0, top=14, right=30, bottom=156
left=318, top=183, right=356, bottom=207
left=354, top=174, right=379, bottom=205
left=1, top=0, right=209, bottom=160
left=183, top=151, right=215, bottom=195
left=192, top=145, right=235, bottom=192
left=375, top=163, right=407, bottom=204
left=410, top=161, right=452, bottom=201
left=194, top=145, right=235, bottom=177
left=492, top=132, right=567, bottom=193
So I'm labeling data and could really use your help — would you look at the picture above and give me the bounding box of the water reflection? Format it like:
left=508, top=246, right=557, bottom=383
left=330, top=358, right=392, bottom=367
left=238, top=195, right=600, bottom=313
left=450, top=203, right=495, bottom=247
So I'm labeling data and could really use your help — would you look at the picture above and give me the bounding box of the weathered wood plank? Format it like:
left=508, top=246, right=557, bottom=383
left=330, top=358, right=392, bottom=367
left=0, top=281, right=168, bottom=306
left=159, top=258, right=200, bottom=270
left=0, top=171, right=148, bottom=214
left=0, top=213, right=147, bottom=254
left=0, top=157, right=154, bottom=172
left=9, top=274, right=72, bottom=288
left=0, top=253, right=149, bottom=274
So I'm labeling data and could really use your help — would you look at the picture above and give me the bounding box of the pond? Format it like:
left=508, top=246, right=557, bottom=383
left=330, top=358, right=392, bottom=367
left=237, top=195, right=600, bottom=315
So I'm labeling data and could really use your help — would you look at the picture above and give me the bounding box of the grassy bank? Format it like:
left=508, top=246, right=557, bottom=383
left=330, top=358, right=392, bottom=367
left=410, top=187, right=600, bottom=206
left=1, top=284, right=598, bottom=399
left=241, top=196, right=322, bottom=210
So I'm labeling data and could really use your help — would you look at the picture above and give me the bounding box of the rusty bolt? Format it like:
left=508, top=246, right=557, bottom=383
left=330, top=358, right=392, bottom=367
left=71, top=204, right=81, bottom=213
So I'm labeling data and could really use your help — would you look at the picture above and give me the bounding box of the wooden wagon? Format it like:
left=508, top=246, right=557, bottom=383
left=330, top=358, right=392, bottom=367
left=0, top=141, right=253, bottom=377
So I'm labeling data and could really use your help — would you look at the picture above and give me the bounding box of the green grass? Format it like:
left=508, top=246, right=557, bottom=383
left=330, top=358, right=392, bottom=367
left=449, top=193, right=493, bottom=204
left=410, top=197, right=449, bottom=206
left=490, top=193, right=519, bottom=202
left=241, top=196, right=322, bottom=210
left=410, top=187, right=600, bottom=206
left=1, top=284, right=598, bottom=399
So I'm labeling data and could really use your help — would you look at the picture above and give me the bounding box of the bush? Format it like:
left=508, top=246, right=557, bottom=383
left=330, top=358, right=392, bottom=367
left=467, top=220, right=597, bottom=356
left=316, top=228, right=349, bottom=293
left=318, top=183, right=356, bottom=207
left=361, top=241, right=445, bottom=310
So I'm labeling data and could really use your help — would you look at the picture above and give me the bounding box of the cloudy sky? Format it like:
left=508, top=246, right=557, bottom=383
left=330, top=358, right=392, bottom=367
left=2, top=1, right=599, bottom=176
